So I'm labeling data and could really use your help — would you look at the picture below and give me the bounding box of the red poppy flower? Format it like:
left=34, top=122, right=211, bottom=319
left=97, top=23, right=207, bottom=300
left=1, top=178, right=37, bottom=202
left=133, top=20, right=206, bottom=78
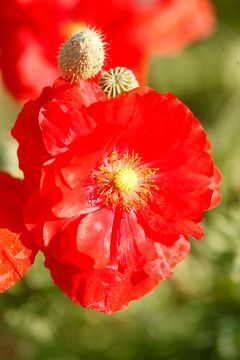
left=0, top=0, right=216, bottom=101
left=22, top=87, right=220, bottom=313
left=0, top=172, right=36, bottom=292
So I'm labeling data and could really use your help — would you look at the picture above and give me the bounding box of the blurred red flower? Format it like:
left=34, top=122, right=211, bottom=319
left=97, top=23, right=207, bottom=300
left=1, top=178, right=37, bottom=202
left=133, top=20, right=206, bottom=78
left=16, top=84, right=220, bottom=313
left=0, top=0, right=216, bottom=101
left=0, top=172, right=36, bottom=292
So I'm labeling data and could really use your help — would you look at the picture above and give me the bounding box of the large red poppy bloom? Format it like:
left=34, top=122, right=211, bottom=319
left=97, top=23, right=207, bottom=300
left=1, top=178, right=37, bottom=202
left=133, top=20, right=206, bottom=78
left=0, top=0, right=216, bottom=101
left=17, top=84, right=220, bottom=313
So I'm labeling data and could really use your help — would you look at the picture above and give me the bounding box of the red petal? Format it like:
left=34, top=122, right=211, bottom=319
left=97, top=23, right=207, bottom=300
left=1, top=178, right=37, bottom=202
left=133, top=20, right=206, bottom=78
left=39, top=101, right=97, bottom=156
left=209, top=167, right=222, bottom=208
left=11, top=91, right=50, bottom=193
left=0, top=173, right=36, bottom=292
left=61, top=209, right=114, bottom=269
left=52, top=77, right=106, bottom=106
left=44, top=236, right=190, bottom=314
left=24, top=152, right=101, bottom=249
left=110, top=211, right=159, bottom=271
left=12, top=77, right=106, bottom=192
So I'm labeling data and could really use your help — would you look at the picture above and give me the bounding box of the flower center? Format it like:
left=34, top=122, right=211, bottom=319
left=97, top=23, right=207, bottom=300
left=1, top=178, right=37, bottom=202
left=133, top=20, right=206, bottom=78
left=113, top=167, right=138, bottom=192
left=90, top=151, right=159, bottom=211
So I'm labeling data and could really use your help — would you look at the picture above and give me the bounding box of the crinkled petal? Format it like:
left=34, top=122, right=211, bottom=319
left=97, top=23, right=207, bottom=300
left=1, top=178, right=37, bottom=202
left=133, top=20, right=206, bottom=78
left=44, top=235, right=190, bottom=313
left=12, top=77, right=106, bottom=192
left=61, top=209, right=114, bottom=269
left=39, top=101, right=97, bottom=156
left=0, top=173, right=37, bottom=292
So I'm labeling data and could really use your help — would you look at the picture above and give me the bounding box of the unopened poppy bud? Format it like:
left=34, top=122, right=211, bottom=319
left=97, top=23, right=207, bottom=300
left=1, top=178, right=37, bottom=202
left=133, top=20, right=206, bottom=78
left=99, top=67, right=139, bottom=98
left=58, top=28, right=105, bottom=82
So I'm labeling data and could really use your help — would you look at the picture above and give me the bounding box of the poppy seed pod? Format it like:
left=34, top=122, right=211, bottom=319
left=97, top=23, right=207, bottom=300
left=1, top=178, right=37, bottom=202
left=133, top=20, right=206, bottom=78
left=99, top=67, right=139, bottom=97
left=58, top=28, right=105, bottom=82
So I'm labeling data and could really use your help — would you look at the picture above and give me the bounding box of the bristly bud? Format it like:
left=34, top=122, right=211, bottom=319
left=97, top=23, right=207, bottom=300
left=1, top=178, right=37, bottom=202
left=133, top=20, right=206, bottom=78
left=58, top=28, right=105, bottom=82
left=99, top=67, right=139, bottom=98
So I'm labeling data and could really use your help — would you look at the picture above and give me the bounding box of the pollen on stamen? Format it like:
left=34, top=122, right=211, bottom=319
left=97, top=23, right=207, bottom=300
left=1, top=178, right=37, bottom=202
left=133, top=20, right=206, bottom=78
left=90, top=150, right=159, bottom=211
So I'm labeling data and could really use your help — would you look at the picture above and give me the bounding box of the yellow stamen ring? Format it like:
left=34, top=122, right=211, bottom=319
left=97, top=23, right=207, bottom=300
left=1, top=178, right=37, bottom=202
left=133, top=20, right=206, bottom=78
left=90, top=151, right=159, bottom=211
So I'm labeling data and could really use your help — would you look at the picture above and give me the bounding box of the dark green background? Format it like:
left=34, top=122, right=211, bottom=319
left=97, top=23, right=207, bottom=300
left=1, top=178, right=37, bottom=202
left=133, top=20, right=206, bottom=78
left=0, top=1, right=240, bottom=359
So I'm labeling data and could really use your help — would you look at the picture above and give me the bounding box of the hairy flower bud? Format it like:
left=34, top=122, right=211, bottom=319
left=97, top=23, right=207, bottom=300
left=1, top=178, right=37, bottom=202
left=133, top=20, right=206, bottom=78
left=99, top=67, right=139, bottom=98
left=58, top=28, right=105, bottom=82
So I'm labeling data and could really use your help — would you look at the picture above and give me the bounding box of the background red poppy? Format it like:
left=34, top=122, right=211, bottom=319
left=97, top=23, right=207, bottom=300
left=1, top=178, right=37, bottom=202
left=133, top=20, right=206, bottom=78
left=0, top=0, right=215, bottom=101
